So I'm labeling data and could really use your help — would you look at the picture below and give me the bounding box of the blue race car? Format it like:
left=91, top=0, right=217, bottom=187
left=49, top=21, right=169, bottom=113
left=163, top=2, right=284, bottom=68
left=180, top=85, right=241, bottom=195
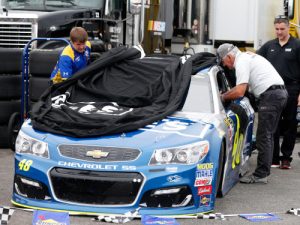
left=13, top=53, right=254, bottom=216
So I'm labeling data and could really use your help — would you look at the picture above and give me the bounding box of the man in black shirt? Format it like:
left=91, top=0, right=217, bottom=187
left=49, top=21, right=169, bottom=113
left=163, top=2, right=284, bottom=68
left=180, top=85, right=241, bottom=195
left=257, top=15, right=300, bottom=169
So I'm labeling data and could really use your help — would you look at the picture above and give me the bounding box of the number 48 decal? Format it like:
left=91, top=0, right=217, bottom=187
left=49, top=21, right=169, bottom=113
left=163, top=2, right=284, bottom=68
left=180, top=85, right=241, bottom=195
left=18, top=159, right=33, bottom=171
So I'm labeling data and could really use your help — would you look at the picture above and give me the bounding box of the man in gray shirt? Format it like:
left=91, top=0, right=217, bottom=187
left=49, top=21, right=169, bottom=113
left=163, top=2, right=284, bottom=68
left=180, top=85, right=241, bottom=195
left=218, top=43, right=288, bottom=184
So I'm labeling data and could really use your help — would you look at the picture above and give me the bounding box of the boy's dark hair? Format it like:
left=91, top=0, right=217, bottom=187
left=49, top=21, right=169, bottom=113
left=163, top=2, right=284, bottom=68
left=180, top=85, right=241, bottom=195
left=70, top=27, right=88, bottom=43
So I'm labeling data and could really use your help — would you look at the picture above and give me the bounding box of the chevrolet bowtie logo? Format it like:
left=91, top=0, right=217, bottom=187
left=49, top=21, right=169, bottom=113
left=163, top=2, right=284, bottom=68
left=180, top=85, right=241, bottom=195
left=86, top=150, right=109, bottom=159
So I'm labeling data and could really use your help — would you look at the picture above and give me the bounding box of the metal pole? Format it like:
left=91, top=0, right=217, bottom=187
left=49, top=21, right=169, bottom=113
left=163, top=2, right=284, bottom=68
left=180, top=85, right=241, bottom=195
left=139, top=0, right=145, bottom=44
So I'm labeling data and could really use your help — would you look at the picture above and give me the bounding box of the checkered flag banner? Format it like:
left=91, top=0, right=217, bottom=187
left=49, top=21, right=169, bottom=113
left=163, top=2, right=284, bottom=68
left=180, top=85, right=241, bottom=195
left=287, top=208, right=300, bottom=216
left=0, top=207, right=14, bottom=224
left=196, top=213, right=226, bottom=220
left=93, top=208, right=140, bottom=223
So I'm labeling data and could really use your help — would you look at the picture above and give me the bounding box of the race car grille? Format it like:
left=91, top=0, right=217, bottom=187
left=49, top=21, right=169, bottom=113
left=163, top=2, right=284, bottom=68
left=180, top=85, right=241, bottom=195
left=50, top=168, right=143, bottom=205
left=0, top=22, right=33, bottom=48
left=58, top=145, right=141, bottom=162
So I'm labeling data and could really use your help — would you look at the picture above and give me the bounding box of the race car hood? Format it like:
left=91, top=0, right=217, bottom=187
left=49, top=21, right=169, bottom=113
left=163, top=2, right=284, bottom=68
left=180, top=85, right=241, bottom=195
left=23, top=114, right=220, bottom=152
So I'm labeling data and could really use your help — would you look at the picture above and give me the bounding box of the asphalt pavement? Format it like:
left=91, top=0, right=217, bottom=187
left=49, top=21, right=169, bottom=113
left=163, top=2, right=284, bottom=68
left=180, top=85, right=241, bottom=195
left=1, top=141, right=300, bottom=225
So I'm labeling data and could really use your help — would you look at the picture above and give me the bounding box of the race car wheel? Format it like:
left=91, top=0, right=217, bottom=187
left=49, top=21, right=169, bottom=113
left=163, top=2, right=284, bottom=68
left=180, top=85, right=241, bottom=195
left=8, top=112, right=21, bottom=152
left=216, top=141, right=225, bottom=197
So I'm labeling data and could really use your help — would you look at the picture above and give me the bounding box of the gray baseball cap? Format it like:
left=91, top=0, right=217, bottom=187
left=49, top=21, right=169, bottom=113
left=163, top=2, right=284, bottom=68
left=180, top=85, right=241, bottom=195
left=216, top=43, right=235, bottom=61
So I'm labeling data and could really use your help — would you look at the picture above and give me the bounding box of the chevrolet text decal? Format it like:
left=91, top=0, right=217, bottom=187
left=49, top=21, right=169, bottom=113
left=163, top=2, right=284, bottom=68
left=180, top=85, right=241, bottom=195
left=58, top=161, right=136, bottom=171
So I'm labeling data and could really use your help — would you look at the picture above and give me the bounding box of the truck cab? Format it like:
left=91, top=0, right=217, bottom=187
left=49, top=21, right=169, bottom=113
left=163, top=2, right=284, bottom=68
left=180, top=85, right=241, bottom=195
left=0, top=0, right=138, bottom=50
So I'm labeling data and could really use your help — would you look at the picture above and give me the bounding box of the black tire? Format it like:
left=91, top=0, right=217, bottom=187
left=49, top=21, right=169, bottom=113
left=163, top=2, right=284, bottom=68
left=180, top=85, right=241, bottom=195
left=0, top=124, right=9, bottom=149
left=216, top=141, right=225, bottom=198
left=29, top=77, right=51, bottom=102
left=8, top=112, right=21, bottom=152
left=0, top=48, right=22, bottom=74
left=0, top=74, right=22, bottom=100
left=38, top=40, right=68, bottom=50
left=0, top=100, right=21, bottom=124
left=29, top=49, right=62, bottom=77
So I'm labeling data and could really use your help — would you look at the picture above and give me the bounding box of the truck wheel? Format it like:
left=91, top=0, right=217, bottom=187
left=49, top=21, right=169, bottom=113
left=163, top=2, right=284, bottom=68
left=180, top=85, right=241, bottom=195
left=8, top=112, right=21, bottom=152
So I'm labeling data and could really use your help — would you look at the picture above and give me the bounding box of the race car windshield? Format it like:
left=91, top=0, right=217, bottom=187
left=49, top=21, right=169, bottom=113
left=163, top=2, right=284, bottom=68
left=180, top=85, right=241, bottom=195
left=181, top=73, right=213, bottom=113
left=3, top=0, right=105, bottom=11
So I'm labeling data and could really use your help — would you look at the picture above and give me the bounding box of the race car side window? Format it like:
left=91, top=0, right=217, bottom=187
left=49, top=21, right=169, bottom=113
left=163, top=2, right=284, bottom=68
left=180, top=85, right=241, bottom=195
left=216, top=69, right=233, bottom=108
left=216, top=70, right=230, bottom=93
left=222, top=67, right=236, bottom=88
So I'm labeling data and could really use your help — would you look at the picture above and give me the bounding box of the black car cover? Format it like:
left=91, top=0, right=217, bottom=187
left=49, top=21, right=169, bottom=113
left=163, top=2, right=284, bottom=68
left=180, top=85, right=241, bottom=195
left=31, top=46, right=216, bottom=137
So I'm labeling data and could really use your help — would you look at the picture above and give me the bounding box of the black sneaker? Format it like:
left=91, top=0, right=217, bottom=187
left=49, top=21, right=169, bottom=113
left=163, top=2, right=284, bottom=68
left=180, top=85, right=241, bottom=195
left=280, top=160, right=291, bottom=169
left=240, top=174, right=268, bottom=184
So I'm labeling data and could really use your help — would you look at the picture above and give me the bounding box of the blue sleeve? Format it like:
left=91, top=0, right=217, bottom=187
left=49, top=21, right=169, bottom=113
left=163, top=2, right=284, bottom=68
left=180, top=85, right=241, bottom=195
left=58, top=55, right=73, bottom=79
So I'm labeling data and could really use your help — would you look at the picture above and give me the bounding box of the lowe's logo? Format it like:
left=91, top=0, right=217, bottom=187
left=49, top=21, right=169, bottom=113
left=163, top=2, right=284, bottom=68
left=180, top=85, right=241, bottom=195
left=167, top=175, right=182, bottom=183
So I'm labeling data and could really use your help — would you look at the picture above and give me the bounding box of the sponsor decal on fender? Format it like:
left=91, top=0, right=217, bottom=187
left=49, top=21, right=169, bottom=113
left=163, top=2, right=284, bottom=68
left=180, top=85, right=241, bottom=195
left=167, top=175, right=182, bottom=183
left=200, top=194, right=211, bottom=206
left=194, top=163, right=214, bottom=187
left=197, top=163, right=213, bottom=170
left=196, top=169, right=213, bottom=178
left=194, top=177, right=213, bottom=187
left=197, top=185, right=212, bottom=195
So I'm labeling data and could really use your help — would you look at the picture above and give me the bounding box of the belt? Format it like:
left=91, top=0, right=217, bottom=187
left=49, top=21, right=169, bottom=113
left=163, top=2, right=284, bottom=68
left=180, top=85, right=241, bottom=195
left=265, top=85, right=285, bottom=92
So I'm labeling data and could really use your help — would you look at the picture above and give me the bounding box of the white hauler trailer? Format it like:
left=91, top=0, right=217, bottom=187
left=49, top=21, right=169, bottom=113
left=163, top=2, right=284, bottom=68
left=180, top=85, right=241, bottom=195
left=171, top=0, right=283, bottom=54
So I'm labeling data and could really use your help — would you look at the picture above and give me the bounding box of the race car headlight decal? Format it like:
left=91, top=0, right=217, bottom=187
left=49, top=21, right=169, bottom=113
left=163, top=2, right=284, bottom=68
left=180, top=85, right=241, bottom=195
left=149, top=141, right=209, bottom=165
left=153, top=149, right=173, bottom=163
left=16, top=131, right=49, bottom=158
